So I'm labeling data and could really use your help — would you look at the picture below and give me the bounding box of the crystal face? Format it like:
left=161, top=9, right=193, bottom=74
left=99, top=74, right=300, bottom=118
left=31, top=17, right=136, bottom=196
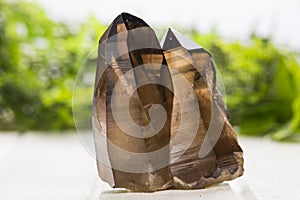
left=163, top=29, right=243, bottom=189
left=92, top=12, right=244, bottom=192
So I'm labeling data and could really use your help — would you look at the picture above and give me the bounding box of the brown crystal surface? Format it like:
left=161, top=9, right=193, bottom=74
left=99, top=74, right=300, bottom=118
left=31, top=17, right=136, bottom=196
left=163, top=29, right=243, bottom=189
left=93, top=13, right=244, bottom=192
left=93, top=13, right=174, bottom=192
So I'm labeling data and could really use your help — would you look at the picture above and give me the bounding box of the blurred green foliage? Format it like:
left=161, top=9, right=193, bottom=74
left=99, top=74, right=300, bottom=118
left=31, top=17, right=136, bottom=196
left=0, top=0, right=105, bottom=130
left=0, top=0, right=299, bottom=140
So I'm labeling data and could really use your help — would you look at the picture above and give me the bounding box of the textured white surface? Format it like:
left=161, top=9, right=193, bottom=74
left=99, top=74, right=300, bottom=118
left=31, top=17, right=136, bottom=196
left=0, top=133, right=95, bottom=200
left=0, top=133, right=299, bottom=200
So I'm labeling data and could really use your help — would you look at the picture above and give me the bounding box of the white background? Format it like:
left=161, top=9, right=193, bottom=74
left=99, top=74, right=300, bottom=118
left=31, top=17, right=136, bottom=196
left=32, top=0, right=300, bottom=50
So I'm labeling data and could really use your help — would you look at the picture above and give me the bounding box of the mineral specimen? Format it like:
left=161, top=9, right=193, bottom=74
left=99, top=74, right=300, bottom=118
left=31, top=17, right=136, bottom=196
left=93, top=12, right=244, bottom=192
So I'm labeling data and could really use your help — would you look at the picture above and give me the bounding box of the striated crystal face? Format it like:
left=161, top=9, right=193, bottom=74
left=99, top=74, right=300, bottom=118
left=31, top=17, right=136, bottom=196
left=93, top=12, right=244, bottom=192
left=93, top=13, right=174, bottom=192
left=163, top=28, right=243, bottom=189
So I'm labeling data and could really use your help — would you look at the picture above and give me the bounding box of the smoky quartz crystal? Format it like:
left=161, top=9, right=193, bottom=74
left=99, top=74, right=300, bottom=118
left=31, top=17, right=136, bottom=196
left=93, top=12, right=244, bottom=192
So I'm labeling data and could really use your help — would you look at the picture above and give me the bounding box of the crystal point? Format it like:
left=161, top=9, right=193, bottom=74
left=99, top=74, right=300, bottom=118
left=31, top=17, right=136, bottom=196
left=163, top=28, right=243, bottom=189
left=93, top=13, right=174, bottom=192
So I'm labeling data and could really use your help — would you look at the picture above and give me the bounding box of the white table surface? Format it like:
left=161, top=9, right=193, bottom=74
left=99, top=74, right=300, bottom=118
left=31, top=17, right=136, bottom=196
left=0, top=132, right=299, bottom=200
